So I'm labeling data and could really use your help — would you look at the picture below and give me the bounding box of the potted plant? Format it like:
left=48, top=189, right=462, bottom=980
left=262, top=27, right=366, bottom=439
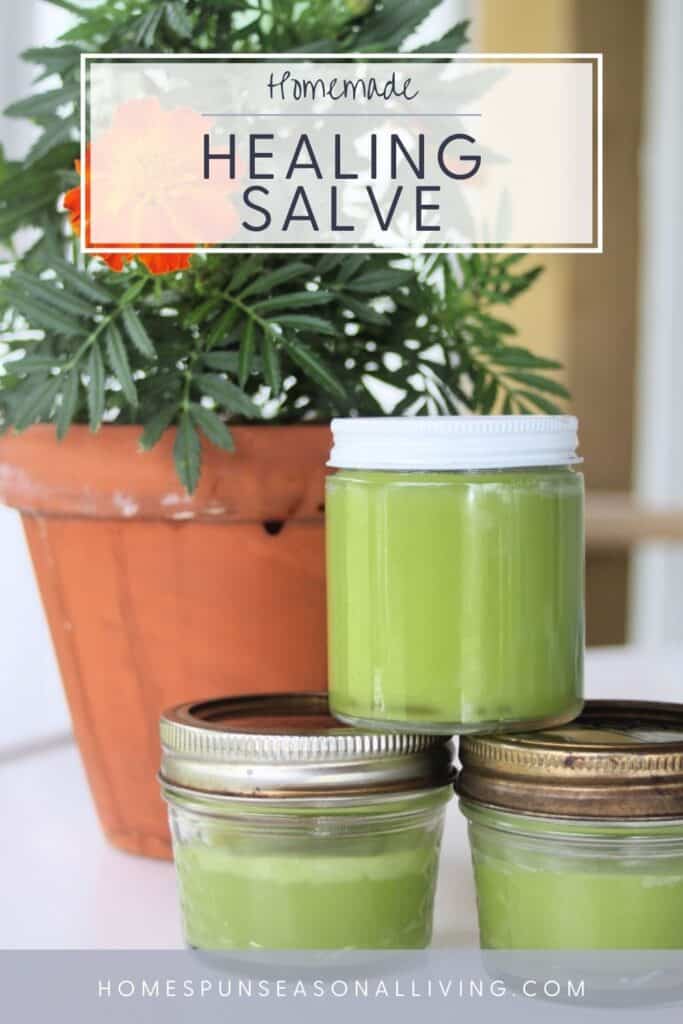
left=0, top=0, right=567, bottom=858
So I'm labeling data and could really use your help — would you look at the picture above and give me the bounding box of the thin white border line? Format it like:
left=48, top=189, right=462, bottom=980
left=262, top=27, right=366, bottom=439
left=80, top=52, right=86, bottom=249
left=82, top=247, right=603, bottom=254
left=80, top=53, right=603, bottom=255
left=82, top=52, right=603, bottom=60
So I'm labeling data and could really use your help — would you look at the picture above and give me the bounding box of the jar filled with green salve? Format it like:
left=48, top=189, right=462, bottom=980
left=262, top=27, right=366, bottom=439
left=159, top=693, right=454, bottom=950
left=457, top=701, right=683, bottom=949
left=326, top=415, right=584, bottom=734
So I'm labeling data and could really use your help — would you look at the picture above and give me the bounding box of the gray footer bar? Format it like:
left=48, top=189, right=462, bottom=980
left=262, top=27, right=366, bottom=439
left=3, top=950, right=683, bottom=1022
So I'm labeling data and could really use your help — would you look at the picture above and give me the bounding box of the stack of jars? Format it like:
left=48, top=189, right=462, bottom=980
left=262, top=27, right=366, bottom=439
left=159, top=416, right=683, bottom=950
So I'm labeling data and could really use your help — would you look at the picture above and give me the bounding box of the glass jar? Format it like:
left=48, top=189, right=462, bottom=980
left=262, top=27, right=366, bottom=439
left=159, top=693, right=454, bottom=950
left=457, top=700, right=683, bottom=949
left=326, top=415, right=584, bottom=733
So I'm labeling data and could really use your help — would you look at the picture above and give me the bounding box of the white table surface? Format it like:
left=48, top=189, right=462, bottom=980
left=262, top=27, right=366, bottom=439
left=1, top=645, right=681, bottom=951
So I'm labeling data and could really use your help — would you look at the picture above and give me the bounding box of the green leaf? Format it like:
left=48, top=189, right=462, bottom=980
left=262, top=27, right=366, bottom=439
left=339, top=294, right=388, bottom=326
left=476, top=313, right=517, bottom=337
left=21, top=45, right=82, bottom=77
left=273, top=314, right=337, bottom=337
left=0, top=195, right=57, bottom=237
left=5, top=85, right=79, bottom=121
left=280, top=336, right=347, bottom=402
left=336, top=254, right=368, bottom=284
left=3, top=283, right=88, bottom=336
left=134, top=6, right=165, bottom=47
left=190, top=404, right=234, bottom=451
left=353, top=0, right=440, bottom=50
left=346, top=269, right=412, bottom=294
left=59, top=14, right=112, bottom=43
left=504, top=371, right=570, bottom=398
left=206, top=306, right=238, bottom=348
left=261, top=332, right=281, bottom=394
left=25, top=119, right=75, bottom=168
left=0, top=376, right=20, bottom=400
left=415, top=21, right=469, bottom=53
left=197, top=373, right=260, bottom=418
left=42, top=0, right=85, bottom=14
left=13, top=376, right=61, bottom=430
left=238, top=318, right=255, bottom=387
left=21, top=139, right=78, bottom=176
left=0, top=170, right=57, bottom=206
left=56, top=369, right=80, bottom=440
left=252, top=291, right=334, bottom=314
left=51, top=257, right=113, bottom=305
left=86, top=342, right=105, bottom=431
left=492, top=266, right=544, bottom=303
left=316, top=254, right=346, bottom=275
left=140, top=403, right=178, bottom=450
left=118, top=279, right=147, bottom=306
left=105, top=323, right=138, bottom=406
left=8, top=355, right=64, bottom=374
left=121, top=306, right=156, bottom=358
left=513, top=390, right=562, bottom=414
left=238, top=263, right=311, bottom=300
left=202, top=351, right=239, bottom=373
left=174, top=411, right=201, bottom=494
left=479, top=376, right=499, bottom=415
left=11, top=269, right=94, bottom=320
left=185, top=296, right=221, bottom=327
left=164, top=1, right=193, bottom=38
left=493, top=347, right=563, bottom=370
left=228, top=255, right=260, bottom=294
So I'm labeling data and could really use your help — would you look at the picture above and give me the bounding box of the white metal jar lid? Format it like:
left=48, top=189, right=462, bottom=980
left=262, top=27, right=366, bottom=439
left=160, top=693, right=454, bottom=799
left=328, top=415, right=580, bottom=471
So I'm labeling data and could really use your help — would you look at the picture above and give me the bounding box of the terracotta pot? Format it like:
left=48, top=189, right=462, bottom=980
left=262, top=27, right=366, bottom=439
left=0, top=424, right=330, bottom=858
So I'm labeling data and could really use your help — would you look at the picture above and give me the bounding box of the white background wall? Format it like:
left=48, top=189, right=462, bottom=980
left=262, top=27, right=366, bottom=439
left=0, top=0, right=72, bottom=751
left=630, top=0, right=683, bottom=647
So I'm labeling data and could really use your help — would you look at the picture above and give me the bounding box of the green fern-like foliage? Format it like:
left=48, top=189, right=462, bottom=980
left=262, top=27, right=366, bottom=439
left=0, top=0, right=567, bottom=492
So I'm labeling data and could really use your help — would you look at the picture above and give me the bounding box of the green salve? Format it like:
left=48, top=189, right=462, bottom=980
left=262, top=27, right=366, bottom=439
left=465, top=807, right=683, bottom=950
left=326, top=468, right=584, bottom=732
left=174, top=822, right=444, bottom=950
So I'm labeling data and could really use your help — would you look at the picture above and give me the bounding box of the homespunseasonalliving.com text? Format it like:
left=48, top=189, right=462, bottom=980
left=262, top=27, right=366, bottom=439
left=96, top=976, right=586, bottom=1001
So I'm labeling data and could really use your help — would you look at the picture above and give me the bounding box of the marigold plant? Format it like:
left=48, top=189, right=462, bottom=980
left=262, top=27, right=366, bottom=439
left=0, top=0, right=568, bottom=491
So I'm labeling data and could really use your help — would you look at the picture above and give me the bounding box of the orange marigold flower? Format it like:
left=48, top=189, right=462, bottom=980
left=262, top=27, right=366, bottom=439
left=62, top=97, right=238, bottom=275
left=62, top=159, right=191, bottom=275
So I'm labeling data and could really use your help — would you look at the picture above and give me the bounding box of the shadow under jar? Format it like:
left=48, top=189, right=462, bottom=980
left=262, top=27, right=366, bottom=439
left=159, top=693, right=454, bottom=950
left=326, top=415, right=585, bottom=734
left=457, top=701, right=683, bottom=949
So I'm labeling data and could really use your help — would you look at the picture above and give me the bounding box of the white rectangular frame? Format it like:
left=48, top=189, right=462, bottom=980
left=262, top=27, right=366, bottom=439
left=80, top=52, right=603, bottom=255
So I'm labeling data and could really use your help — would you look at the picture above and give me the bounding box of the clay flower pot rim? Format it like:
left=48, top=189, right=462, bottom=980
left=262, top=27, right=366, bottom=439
left=0, top=422, right=330, bottom=522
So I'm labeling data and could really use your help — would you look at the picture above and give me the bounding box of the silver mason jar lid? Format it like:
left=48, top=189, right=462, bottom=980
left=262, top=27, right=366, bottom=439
left=160, top=693, right=454, bottom=799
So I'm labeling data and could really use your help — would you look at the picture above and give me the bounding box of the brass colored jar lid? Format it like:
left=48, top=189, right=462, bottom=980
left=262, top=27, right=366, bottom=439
left=457, top=701, right=683, bottom=819
left=160, top=692, right=454, bottom=799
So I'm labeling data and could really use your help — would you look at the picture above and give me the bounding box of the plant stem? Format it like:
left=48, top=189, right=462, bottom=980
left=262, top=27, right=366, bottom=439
left=65, top=275, right=148, bottom=370
left=225, top=291, right=273, bottom=336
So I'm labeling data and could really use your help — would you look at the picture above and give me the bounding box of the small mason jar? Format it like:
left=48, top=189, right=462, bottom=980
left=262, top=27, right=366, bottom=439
left=326, top=415, right=585, bottom=733
left=457, top=700, right=683, bottom=949
left=159, top=693, right=454, bottom=950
